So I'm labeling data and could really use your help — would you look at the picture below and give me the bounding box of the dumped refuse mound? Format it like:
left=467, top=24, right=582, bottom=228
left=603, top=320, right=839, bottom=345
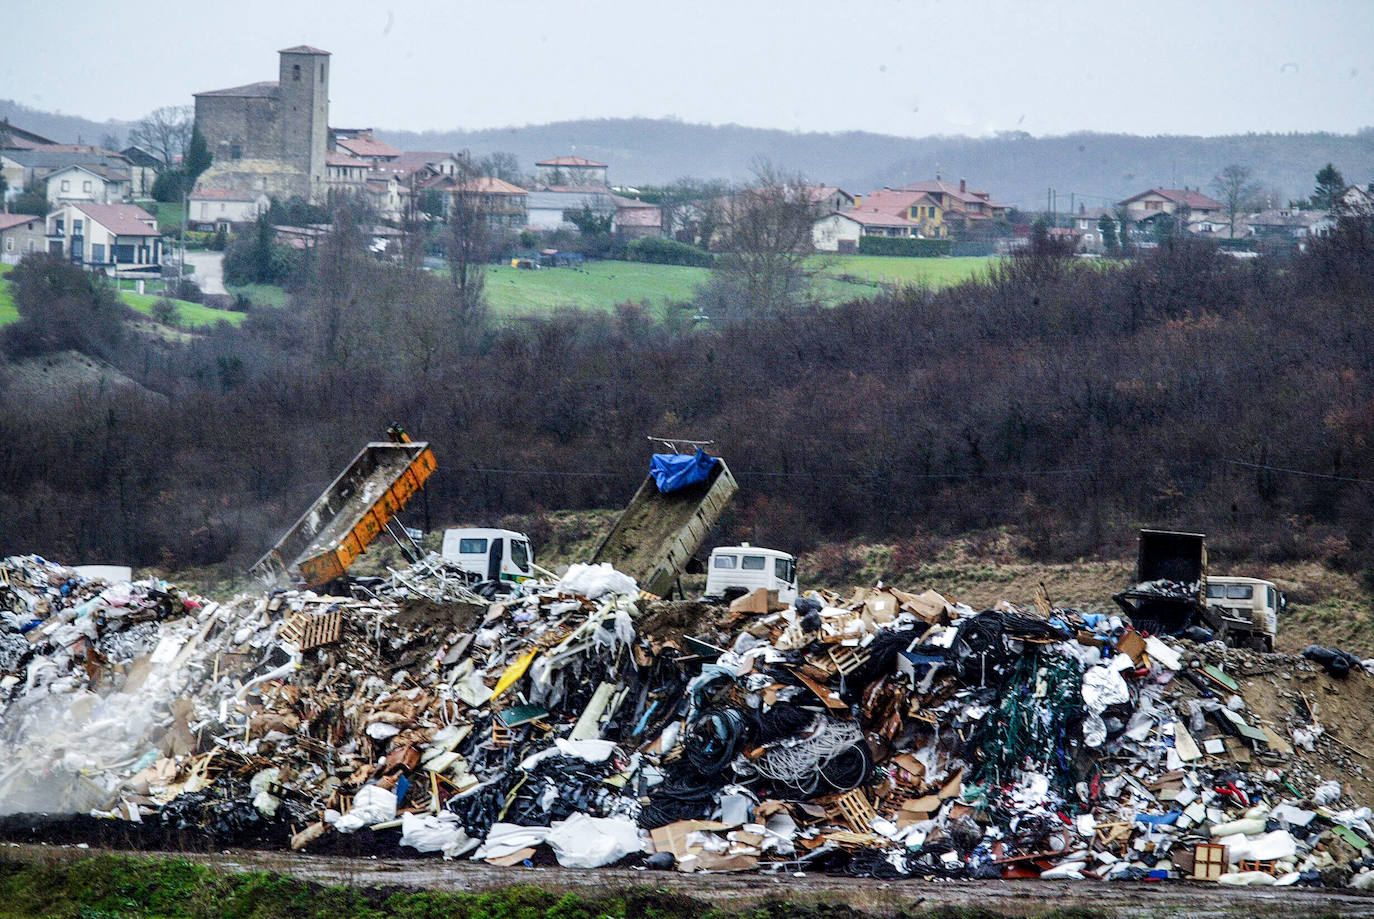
left=5, top=555, right=1374, bottom=893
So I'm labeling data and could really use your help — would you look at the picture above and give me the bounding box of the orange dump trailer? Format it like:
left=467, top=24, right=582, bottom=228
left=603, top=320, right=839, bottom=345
left=251, top=439, right=437, bottom=587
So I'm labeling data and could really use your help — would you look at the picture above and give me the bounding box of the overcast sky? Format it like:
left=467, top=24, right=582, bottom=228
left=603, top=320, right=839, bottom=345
left=5, top=0, right=1373, bottom=137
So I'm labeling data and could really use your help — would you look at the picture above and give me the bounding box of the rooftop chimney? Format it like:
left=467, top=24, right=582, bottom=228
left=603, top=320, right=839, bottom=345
left=959, top=178, right=966, bottom=193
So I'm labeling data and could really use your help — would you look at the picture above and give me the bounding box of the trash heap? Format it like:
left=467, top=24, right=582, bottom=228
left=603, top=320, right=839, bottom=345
left=4, top=555, right=1374, bottom=888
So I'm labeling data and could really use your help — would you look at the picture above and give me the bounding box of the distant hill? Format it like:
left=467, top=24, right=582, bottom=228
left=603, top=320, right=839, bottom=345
left=381, top=119, right=1374, bottom=209
left=5, top=99, right=1371, bottom=209
left=0, top=99, right=134, bottom=150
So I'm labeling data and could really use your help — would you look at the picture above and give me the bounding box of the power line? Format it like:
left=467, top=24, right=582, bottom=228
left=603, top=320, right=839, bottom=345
left=1224, top=458, right=1374, bottom=487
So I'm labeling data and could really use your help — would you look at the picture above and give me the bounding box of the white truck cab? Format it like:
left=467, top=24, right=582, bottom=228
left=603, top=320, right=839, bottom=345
left=440, top=528, right=535, bottom=583
left=1205, top=575, right=1283, bottom=642
left=704, top=544, right=798, bottom=604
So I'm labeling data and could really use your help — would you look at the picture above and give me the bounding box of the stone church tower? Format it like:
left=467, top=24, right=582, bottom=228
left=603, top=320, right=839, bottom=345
left=193, top=46, right=331, bottom=202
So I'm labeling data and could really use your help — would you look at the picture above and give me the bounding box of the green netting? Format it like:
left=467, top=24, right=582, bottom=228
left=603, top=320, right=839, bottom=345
left=970, top=650, right=1085, bottom=803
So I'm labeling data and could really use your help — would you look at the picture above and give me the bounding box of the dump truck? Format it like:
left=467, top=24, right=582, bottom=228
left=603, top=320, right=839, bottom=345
left=251, top=431, right=437, bottom=588
left=1112, top=529, right=1280, bottom=650
left=590, top=452, right=738, bottom=597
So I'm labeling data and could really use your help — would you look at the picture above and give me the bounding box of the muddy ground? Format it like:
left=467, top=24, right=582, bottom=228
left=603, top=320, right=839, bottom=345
left=5, top=844, right=1374, bottom=918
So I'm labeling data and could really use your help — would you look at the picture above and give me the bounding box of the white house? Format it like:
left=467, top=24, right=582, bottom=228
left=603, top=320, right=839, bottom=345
left=45, top=163, right=131, bottom=205
left=526, top=187, right=618, bottom=231
left=46, top=202, right=162, bottom=277
left=812, top=209, right=921, bottom=253
left=187, top=188, right=271, bottom=229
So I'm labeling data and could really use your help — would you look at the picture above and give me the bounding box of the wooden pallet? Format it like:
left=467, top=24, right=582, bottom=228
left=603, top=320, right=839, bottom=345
left=826, top=788, right=877, bottom=832
left=279, top=610, right=343, bottom=650
left=828, top=646, right=871, bottom=676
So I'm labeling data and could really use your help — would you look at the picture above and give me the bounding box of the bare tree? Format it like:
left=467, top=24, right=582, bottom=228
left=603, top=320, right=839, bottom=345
left=1211, top=164, right=1261, bottom=239
left=711, top=163, right=815, bottom=319
left=477, top=152, right=526, bottom=185
left=128, top=105, right=193, bottom=168
left=445, top=159, right=494, bottom=327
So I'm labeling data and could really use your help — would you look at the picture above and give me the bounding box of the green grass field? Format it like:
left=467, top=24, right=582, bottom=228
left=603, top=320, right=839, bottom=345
left=815, top=254, right=997, bottom=288
left=226, top=282, right=291, bottom=308
left=485, top=255, right=996, bottom=318
left=118, top=290, right=246, bottom=327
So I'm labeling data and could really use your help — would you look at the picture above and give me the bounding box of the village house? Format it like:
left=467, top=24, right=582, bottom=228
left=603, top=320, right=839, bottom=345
left=535, top=156, right=608, bottom=187
left=365, top=174, right=407, bottom=223
left=45, top=202, right=162, bottom=277
left=1070, top=206, right=1117, bottom=252
left=188, top=188, right=271, bottom=230
left=1117, top=188, right=1223, bottom=238
left=119, top=145, right=162, bottom=198
left=804, top=185, right=856, bottom=215
left=444, top=176, right=528, bottom=229
left=2, top=145, right=133, bottom=204
left=324, top=151, right=372, bottom=199
left=45, top=163, right=131, bottom=205
left=0, top=213, right=46, bottom=265
left=812, top=209, right=924, bottom=252
left=331, top=129, right=402, bottom=168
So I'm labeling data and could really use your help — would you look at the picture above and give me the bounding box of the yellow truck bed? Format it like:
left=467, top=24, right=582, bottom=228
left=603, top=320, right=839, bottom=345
left=251, top=441, right=437, bottom=587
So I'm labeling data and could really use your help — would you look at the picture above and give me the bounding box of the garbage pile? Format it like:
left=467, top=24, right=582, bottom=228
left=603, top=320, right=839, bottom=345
left=4, top=555, right=1374, bottom=888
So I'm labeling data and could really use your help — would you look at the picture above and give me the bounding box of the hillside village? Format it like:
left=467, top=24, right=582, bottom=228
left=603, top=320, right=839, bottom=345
left=2, top=43, right=1373, bottom=281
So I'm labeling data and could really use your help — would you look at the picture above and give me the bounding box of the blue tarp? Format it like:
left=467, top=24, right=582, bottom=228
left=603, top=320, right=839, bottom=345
left=650, top=449, right=717, bottom=494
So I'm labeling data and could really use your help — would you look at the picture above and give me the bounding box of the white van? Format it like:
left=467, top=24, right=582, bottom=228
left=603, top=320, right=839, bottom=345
left=704, top=544, right=798, bottom=604
left=440, top=528, right=535, bottom=583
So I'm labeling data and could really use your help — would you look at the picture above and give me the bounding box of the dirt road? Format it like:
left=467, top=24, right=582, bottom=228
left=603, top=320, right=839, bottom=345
left=9, top=845, right=1374, bottom=917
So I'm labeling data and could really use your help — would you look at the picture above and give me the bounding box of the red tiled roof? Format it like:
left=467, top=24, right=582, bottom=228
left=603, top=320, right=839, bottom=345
left=279, top=45, right=329, bottom=55
left=336, top=136, right=402, bottom=159
left=853, top=189, right=941, bottom=215
left=536, top=156, right=606, bottom=167
left=326, top=151, right=370, bottom=167
left=1120, top=188, right=1223, bottom=210
left=1156, top=188, right=1223, bottom=210
left=0, top=213, right=42, bottom=232
left=453, top=176, right=529, bottom=195
left=70, top=203, right=160, bottom=237
left=833, top=208, right=919, bottom=228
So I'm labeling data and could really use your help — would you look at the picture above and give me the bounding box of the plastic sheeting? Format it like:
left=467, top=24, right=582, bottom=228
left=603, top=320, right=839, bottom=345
left=554, top=563, right=638, bottom=600
left=545, top=813, right=647, bottom=868
left=333, top=783, right=397, bottom=833
left=649, top=449, right=716, bottom=494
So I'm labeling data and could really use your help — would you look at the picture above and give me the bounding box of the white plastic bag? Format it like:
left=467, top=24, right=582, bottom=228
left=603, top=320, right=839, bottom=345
left=555, top=563, right=638, bottom=599
left=545, top=813, right=647, bottom=868
left=334, top=783, right=397, bottom=833
left=399, top=812, right=476, bottom=858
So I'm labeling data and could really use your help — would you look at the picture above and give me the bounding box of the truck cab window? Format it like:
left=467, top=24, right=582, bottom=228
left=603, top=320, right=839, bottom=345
left=1225, top=585, right=1253, bottom=600
left=713, top=555, right=737, bottom=569
left=742, top=555, right=766, bottom=570
left=511, top=540, right=530, bottom=572
left=458, top=538, right=488, bottom=554
left=775, top=558, right=794, bottom=583
left=1206, top=584, right=1226, bottom=599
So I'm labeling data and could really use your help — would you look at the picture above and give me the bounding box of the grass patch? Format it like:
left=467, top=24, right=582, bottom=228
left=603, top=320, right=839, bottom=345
left=0, top=853, right=1116, bottom=919
left=485, top=261, right=709, bottom=319
left=226, top=283, right=291, bottom=309
left=119, top=291, right=246, bottom=328
left=812, top=254, right=997, bottom=290
left=0, top=264, right=15, bottom=326
left=482, top=256, right=996, bottom=319
left=147, top=201, right=185, bottom=233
